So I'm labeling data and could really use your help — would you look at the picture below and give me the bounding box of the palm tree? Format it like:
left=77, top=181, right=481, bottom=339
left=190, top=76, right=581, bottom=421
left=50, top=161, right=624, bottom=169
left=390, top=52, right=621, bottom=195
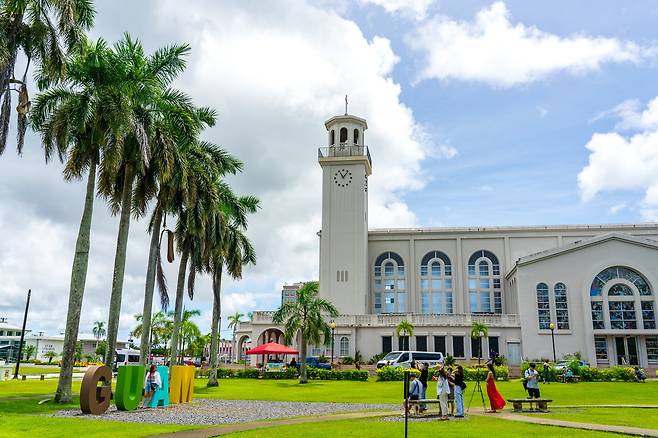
left=273, top=281, right=338, bottom=384
left=227, top=311, right=244, bottom=363
left=470, top=322, right=488, bottom=365
left=395, top=320, right=414, bottom=351
left=0, top=0, right=94, bottom=154
left=31, top=38, right=120, bottom=404
left=138, top=138, right=238, bottom=365
left=100, top=35, right=201, bottom=370
left=23, top=345, right=36, bottom=361
left=205, top=201, right=257, bottom=387
left=44, top=351, right=58, bottom=364
left=92, top=321, right=105, bottom=350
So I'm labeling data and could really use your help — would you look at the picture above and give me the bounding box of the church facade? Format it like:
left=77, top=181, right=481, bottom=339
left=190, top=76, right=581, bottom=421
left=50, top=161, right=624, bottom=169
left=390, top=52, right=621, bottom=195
left=236, top=112, right=658, bottom=369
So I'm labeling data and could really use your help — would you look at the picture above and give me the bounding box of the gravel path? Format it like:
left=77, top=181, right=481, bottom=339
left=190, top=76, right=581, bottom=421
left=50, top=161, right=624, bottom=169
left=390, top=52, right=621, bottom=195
left=50, top=399, right=398, bottom=425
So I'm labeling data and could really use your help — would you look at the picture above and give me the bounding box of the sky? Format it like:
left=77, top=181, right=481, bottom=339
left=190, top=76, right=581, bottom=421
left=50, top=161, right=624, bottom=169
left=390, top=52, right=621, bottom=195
left=1, top=0, right=658, bottom=341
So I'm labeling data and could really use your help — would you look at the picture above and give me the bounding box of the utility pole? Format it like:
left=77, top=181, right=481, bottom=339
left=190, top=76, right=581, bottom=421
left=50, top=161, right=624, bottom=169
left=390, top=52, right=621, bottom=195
left=13, top=289, right=31, bottom=379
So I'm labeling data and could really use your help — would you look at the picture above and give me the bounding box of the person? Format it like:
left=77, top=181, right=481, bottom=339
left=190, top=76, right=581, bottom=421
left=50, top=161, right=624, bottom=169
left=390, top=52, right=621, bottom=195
left=486, top=363, right=505, bottom=413
left=406, top=373, right=421, bottom=415
left=563, top=368, right=574, bottom=383
left=436, top=367, right=450, bottom=420
left=635, top=366, right=646, bottom=383
left=542, top=360, right=550, bottom=384
left=452, top=365, right=466, bottom=418
left=446, top=366, right=455, bottom=416
left=140, top=364, right=162, bottom=409
left=418, top=363, right=429, bottom=412
left=289, top=357, right=297, bottom=368
left=524, top=362, right=541, bottom=411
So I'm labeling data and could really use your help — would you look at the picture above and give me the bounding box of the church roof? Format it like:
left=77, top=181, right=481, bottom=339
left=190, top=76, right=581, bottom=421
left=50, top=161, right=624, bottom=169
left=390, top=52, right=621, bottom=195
left=505, top=232, right=658, bottom=278
left=368, top=223, right=658, bottom=236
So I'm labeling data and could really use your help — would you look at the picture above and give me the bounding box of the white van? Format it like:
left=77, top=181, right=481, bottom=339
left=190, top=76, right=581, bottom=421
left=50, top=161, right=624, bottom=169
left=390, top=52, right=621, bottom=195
left=113, top=349, right=141, bottom=371
left=376, top=351, right=444, bottom=369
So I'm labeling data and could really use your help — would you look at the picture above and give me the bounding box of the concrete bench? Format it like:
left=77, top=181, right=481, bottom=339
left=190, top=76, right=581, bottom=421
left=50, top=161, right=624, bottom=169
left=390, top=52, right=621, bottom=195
left=508, top=398, right=552, bottom=413
left=406, top=399, right=443, bottom=415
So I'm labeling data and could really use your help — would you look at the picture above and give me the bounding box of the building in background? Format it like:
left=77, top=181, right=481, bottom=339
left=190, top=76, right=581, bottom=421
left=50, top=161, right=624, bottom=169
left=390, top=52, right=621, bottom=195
left=281, top=282, right=304, bottom=306
left=0, top=319, right=128, bottom=362
left=235, top=112, right=658, bottom=369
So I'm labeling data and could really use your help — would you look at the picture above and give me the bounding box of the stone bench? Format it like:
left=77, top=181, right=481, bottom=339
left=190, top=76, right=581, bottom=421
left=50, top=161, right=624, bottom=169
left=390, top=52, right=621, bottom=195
left=557, top=374, right=580, bottom=383
left=406, top=398, right=443, bottom=415
left=508, top=398, right=553, bottom=413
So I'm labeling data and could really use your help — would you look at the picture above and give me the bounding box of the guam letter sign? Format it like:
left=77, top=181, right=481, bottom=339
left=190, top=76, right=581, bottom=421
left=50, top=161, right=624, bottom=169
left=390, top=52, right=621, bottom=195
left=79, top=364, right=194, bottom=415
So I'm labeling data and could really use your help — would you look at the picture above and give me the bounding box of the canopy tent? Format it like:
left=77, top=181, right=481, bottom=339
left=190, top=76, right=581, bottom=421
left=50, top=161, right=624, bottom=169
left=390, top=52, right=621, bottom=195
left=245, top=341, right=298, bottom=355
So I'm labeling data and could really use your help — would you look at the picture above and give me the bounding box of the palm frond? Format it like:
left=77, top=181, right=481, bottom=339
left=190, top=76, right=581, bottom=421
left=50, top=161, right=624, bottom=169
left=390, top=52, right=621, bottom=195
left=156, top=247, right=169, bottom=311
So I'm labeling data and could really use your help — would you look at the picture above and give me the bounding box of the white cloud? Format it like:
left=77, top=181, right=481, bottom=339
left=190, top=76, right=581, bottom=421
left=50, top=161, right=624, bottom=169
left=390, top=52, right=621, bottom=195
left=536, top=105, right=548, bottom=118
left=407, top=1, right=649, bottom=87
left=608, top=203, right=626, bottom=214
left=578, top=97, right=658, bottom=214
left=478, top=185, right=494, bottom=192
left=359, top=0, right=435, bottom=20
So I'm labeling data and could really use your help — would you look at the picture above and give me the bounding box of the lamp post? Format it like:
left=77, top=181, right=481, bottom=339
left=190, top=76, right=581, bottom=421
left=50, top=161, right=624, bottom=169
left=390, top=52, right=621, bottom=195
left=329, top=321, right=336, bottom=366
left=549, top=322, right=556, bottom=363
left=478, top=330, right=484, bottom=366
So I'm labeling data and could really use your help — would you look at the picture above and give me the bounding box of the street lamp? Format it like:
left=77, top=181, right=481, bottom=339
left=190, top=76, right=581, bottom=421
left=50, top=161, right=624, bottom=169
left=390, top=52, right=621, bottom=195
left=549, top=322, right=556, bottom=363
left=329, top=321, right=336, bottom=366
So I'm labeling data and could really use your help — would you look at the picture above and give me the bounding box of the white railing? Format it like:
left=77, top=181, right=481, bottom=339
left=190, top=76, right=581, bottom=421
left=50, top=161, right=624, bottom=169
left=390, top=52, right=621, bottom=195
left=318, top=144, right=371, bottom=166
left=243, top=311, right=520, bottom=328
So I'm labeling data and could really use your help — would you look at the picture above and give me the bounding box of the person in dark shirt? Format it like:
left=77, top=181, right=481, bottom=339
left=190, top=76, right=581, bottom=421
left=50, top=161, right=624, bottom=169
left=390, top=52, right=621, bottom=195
left=453, top=365, right=466, bottom=417
left=418, top=363, right=429, bottom=412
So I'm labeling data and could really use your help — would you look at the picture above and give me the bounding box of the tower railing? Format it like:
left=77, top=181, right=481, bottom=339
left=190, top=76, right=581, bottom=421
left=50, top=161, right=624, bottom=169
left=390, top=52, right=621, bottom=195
left=318, top=144, right=371, bottom=167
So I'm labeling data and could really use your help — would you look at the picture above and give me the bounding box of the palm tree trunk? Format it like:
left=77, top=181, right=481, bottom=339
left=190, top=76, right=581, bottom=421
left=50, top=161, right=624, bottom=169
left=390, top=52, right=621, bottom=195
left=104, top=163, right=135, bottom=369
left=299, top=335, right=308, bottom=384
left=207, top=268, right=222, bottom=387
left=139, top=204, right=163, bottom=364
left=169, top=249, right=189, bottom=367
left=232, top=328, right=237, bottom=363
left=54, top=163, right=97, bottom=403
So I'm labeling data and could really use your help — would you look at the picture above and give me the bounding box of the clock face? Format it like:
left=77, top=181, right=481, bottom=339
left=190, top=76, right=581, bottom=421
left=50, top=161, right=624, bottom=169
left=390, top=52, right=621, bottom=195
left=333, top=169, right=353, bottom=187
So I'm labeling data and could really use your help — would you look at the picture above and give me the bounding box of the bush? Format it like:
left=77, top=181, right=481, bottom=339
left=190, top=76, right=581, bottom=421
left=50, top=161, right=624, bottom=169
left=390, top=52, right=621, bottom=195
left=368, top=352, right=386, bottom=365
left=307, top=368, right=369, bottom=381
left=376, top=366, right=420, bottom=381
left=235, top=368, right=260, bottom=379
left=521, top=361, right=636, bottom=382
left=340, top=356, right=354, bottom=365
left=377, top=365, right=509, bottom=382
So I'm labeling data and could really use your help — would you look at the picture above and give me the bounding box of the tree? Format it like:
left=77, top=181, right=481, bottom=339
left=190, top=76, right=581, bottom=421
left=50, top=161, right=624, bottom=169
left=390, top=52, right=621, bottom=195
left=73, top=341, right=83, bottom=362
left=205, top=194, right=257, bottom=387
left=23, top=344, right=36, bottom=361
left=100, top=35, right=201, bottom=371
left=470, top=322, right=488, bottom=365
left=44, top=351, right=58, bottom=364
left=0, top=0, right=94, bottom=154
left=272, top=282, right=338, bottom=384
left=31, top=38, right=120, bottom=404
left=95, top=340, right=106, bottom=359
left=92, top=321, right=105, bottom=349
left=227, top=311, right=244, bottom=363
left=395, top=320, right=414, bottom=351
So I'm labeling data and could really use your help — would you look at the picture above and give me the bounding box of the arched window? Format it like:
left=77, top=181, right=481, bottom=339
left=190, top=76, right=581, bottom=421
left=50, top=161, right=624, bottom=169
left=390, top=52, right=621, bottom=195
left=589, top=266, right=655, bottom=330
left=536, top=283, right=550, bottom=329
left=373, top=251, right=406, bottom=314
left=420, top=251, right=453, bottom=314
left=554, top=283, right=569, bottom=330
left=467, top=250, right=502, bottom=313
left=339, top=127, right=348, bottom=143
left=339, top=336, right=349, bottom=357
left=353, top=129, right=359, bottom=145
left=330, top=129, right=335, bottom=145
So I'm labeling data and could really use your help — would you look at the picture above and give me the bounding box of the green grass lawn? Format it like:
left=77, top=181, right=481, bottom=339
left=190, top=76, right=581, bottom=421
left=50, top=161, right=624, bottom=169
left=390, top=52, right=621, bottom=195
left=1, top=377, right=655, bottom=437
left=224, top=416, right=623, bottom=437
left=9, top=365, right=86, bottom=376
left=193, top=377, right=658, bottom=406
left=525, top=407, right=658, bottom=430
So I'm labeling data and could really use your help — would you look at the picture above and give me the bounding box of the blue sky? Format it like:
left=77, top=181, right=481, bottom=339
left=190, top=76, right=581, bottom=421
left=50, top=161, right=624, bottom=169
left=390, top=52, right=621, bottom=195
left=2, top=0, right=658, bottom=339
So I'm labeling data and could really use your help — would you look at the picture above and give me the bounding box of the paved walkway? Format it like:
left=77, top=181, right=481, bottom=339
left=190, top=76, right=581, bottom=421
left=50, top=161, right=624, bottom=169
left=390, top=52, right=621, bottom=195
left=150, top=410, right=399, bottom=438
left=469, top=409, right=658, bottom=437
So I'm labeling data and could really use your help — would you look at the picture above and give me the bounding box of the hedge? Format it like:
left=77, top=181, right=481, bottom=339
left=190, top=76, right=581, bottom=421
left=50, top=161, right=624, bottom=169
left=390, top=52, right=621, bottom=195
left=520, top=360, right=637, bottom=382
left=376, top=365, right=509, bottom=382
left=196, top=367, right=368, bottom=381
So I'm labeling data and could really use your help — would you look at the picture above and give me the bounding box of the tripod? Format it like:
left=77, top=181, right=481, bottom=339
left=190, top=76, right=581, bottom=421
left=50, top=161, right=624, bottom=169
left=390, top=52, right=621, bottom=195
left=467, top=372, right=487, bottom=413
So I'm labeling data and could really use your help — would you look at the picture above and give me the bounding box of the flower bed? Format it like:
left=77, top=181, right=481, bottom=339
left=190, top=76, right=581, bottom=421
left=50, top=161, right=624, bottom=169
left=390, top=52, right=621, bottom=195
left=376, top=365, right=509, bottom=381
left=197, top=367, right=368, bottom=381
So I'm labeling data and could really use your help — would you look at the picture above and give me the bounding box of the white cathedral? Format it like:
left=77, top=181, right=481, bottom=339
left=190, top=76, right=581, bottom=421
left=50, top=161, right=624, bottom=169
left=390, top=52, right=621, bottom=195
left=236, top=111, right=658, bottom=369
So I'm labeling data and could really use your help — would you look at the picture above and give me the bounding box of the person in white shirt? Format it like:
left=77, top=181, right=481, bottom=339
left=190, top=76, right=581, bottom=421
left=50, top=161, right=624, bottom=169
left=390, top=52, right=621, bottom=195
left=140, top=364, right=162, bottom=409
left=436, top=367, right=451, bottom=420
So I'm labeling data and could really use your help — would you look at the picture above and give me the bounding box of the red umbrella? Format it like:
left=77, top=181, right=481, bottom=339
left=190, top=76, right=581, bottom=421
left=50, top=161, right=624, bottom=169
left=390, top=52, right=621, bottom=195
left=246, top=341, right=299, bottom=355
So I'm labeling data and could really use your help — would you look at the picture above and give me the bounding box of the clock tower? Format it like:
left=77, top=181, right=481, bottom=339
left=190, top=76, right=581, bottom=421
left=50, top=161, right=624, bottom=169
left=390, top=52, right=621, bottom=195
left=318, top=112, right=371, bottom=314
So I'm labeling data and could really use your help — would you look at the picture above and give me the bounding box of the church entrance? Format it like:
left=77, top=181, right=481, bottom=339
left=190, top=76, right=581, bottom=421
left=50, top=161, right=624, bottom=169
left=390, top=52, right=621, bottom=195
left=615, top=336, right=638, bottom=366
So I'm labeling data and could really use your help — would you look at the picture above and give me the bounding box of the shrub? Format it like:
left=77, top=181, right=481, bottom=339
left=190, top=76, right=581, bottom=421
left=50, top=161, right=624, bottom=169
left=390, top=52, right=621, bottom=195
left=340, top=356, right=354, bottom=365
left=521, top=362, right=636, bottom=382
left=318, top=355, right=330, bottom=364
left=308, top=368, right=369, bottom=381
left=368, top=352, right=386, bottom=365
left=235, top=368, right=260, bottom=379
left=377, top=365, right=509, bottom=382
left=443, top=355, right=455, bottom=366
left=376, top=366, right=420, bottom=381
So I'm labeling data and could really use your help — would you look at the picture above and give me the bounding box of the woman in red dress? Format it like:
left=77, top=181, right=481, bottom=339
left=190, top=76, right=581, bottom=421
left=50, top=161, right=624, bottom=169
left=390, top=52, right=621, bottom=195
left=485, top=363, right=506, bottom=412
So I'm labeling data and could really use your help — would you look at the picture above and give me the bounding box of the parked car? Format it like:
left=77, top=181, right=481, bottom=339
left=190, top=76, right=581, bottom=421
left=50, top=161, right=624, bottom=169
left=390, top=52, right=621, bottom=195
left=376, top=351, right=444, bottom=369
left=298, top=356, right=331, bottom=370
left=554, top=360, right=590, bottom=371
left=113, top=349, right=140, bottom=371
